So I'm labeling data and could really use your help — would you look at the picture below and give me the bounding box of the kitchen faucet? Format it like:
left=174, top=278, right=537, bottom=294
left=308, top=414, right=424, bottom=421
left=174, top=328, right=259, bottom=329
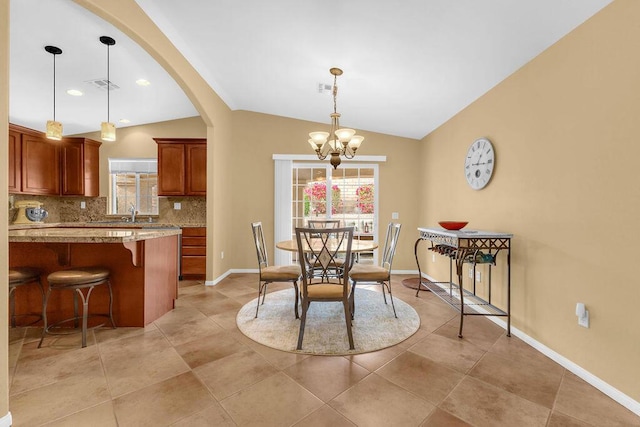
left=129, top=203, right=137, bottom=223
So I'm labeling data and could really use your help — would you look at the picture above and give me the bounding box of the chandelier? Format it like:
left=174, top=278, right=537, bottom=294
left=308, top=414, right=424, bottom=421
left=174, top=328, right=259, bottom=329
left=308, top=68, right=364, bottom=169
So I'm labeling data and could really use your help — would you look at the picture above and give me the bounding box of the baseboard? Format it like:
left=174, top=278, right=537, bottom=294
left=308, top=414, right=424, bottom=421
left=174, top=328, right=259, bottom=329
left=206, top=269, right=258, bottom=286
left=421, top=272, right=640, bottom=416
left=0, top=412, right=12, bottom=427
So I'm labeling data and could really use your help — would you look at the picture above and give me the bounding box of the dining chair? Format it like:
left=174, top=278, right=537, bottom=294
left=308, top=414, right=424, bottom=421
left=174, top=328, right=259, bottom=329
left=307, top=219, right=341, bottom=228
left=349, top=222, right=402, bottom=319
left=251, top=222, right=301, bottom=319
left=306, top=219, right=344, bottom=278
left=295, top=226, right=355, bottom=350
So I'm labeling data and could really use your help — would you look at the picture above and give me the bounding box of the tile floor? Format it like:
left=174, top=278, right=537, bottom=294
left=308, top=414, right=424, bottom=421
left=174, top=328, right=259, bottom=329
left=8, top=274, right=640, bottom=426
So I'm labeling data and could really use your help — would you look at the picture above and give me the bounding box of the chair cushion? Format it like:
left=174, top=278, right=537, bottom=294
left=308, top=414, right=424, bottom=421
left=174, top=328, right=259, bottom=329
left=9, top=267, right=40, bottom=285
left=261, top=264, right=301, bottom=281
left=306, top=283, right=345, bottom=298
left=349, top=264, right=389, bottom=281
left=47, top=267, right=110, bottom=286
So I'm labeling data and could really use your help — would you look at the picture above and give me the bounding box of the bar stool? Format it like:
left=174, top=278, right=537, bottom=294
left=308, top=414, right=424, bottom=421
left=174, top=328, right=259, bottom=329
left=39, top=267, right=116, bottom=348
left=8, top=267, right=44, bottom=328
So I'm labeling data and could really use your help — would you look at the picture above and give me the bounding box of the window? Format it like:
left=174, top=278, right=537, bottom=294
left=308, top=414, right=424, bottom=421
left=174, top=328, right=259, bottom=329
left=108, top=158, right=158, bottom=215
left=291, top=163, right=378, bottom=264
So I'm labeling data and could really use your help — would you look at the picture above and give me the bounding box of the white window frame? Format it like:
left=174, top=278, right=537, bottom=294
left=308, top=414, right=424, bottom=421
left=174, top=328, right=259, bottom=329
left=273, top=154, right=385, bottom=266
left=108, top=158, right=159, bottom=215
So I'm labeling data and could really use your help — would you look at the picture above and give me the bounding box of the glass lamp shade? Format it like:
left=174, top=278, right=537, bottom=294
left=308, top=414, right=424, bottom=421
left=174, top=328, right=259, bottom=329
left=348, top=135, right=364, bottom=149
left=101, top=121, right=116, bottom=142
left=335, top=128, right=356, bottom=142
left=308, top=139, right=322, bottom=150
left=328, top=139, right=342, bottom=151
left=45, top=120, right=63, bottom=141
left=309, top=131, right=329, bottom=145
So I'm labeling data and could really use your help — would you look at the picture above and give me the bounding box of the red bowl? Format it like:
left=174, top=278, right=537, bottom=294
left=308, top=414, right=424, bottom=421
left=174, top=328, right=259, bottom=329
left=438, top=221, right=468, bottom=230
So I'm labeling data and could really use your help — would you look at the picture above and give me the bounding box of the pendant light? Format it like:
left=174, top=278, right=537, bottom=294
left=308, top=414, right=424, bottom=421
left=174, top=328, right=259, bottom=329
left=44, top=45, right=63, bottom=141
left=100, top=36, right=116, bottom=142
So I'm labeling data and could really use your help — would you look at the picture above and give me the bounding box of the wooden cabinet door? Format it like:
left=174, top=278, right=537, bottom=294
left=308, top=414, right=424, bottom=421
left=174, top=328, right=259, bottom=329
left=157, top=143, right=185, bottom=195
left=83, top=139, right=101, bottom=197
left=21, top=133, right=60, bottom=195
left=185, top=143, right=206, bottom=196
left=8, top=130, right=22, bottom=193
left=181, top=226, right=206, bottom=278
left=60, top=139, right=85, bottom=196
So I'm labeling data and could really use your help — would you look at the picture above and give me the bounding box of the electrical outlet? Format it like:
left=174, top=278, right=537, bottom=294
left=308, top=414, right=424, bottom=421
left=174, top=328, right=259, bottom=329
left=432, top=254, right=436, bottom=263
left=174, top=202, right=181, bottom=210
left=578, top=310, right=589, bottom=328
left=476, top=271, right=481, bottom=282
left=468, top=269, right=473, bottom=279
left=80, top=201, right=86, bottom=209
left=221, top=251, right=224, bottom=259
left=392, top=212, right=399, bottom=220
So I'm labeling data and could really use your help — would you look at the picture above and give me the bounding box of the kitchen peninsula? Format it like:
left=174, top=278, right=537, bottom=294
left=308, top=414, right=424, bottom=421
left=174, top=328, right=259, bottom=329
left=9, top=226, right=181, bottom=327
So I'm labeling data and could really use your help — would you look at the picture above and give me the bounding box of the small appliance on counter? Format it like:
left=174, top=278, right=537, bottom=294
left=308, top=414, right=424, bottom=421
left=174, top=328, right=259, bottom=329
left=13, top=200, right=48, bottom=224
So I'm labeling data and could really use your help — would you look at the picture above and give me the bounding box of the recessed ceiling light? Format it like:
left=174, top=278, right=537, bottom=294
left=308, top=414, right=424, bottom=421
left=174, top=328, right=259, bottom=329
left=119, top=118, right=131, bottom=124
left=136, top=79, right=151, bottom=86
left=66, top=89, right=83, bottom=96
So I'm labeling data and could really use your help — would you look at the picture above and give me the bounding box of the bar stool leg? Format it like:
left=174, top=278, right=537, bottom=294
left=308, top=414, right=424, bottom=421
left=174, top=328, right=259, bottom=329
left=9, top=287, right=16, bottom=328
left=107, top=281, right=116, bottom=328
left=38, top=287, right=52, bottom=348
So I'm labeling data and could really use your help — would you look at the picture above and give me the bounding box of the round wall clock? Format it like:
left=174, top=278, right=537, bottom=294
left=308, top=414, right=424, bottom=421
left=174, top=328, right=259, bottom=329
left=464, top=137, right=495, bottom=190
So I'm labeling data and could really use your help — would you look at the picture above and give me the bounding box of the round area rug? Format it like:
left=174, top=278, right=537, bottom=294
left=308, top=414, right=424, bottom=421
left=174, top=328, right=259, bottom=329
left=236, top=288, right=420, bottom=355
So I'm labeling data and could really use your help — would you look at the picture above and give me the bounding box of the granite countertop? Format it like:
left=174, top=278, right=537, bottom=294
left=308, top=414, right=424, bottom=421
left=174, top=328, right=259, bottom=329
left=8, top=227, right=182, bottom=243
left=9, top=221, right=206, bottom=230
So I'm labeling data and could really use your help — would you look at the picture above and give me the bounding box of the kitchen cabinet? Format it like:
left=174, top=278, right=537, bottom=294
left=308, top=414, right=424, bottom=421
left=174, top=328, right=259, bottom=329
left=8, top=128, right=21, bottom=193
left=181, top=226, right=206, bottom=279
left=61, top=138, right=101, bottom=196
left=155, top=138, right=206, bottom=196
left=8, top=124, right=100, bottom=196
left=20, top=127, right=60, bottom=195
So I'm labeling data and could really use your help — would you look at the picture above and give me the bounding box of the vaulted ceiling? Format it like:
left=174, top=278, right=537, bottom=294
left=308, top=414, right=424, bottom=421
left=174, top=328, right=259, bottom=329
left=9, top=0, right=612, bottom=139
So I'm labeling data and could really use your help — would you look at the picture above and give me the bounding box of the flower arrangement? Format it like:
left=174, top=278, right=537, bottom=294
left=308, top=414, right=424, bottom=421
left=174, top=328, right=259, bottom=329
left=304, top=182, right=341, bottom=215
left=356, top=184, right=374, bottom=214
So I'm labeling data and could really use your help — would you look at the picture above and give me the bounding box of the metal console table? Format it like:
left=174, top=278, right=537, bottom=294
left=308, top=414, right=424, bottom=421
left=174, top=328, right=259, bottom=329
left=414, top=227, right=513, bottom=337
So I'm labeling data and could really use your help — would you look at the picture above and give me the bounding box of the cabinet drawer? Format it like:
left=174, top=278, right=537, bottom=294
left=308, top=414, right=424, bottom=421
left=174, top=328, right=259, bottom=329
left=181, top=227, right=206, bottom=237
left=182, top=236, right=206, bottom=247
left=182, top=247, right=206, bottom=256
left=181, top=256, right=206, bottom=275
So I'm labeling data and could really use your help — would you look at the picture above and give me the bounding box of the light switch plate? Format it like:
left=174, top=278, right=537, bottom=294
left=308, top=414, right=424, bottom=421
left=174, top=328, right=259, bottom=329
left=392, top=212, right=399, bottom=219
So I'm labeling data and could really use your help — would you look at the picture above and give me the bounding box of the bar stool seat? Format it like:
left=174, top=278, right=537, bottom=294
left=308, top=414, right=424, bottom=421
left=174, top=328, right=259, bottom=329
left=8, top=267, right=44, bottom=328
left=39, top=267, right=116, bottom=348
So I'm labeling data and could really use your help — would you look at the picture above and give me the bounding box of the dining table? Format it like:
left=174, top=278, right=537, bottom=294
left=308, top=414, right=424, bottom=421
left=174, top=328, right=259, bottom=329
left=276, top=238, right=378, bottom=254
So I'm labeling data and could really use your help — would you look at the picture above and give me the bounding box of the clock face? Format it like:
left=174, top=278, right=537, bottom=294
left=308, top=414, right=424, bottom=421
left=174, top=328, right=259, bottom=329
left=464, top=137, right=495, bottom=190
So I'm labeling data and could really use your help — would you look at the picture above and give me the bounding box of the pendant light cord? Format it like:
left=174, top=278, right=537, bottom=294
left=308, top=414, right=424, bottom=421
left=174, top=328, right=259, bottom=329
left=106, top=43, right=110, bottom=123
left=52, top=52, right=56, bottom=121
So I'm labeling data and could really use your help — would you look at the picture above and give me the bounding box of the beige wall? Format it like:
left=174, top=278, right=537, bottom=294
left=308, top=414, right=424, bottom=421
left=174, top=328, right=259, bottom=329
left=230, top=110, right=421, bottom=271
left=419, top=0, right=640, bottom=402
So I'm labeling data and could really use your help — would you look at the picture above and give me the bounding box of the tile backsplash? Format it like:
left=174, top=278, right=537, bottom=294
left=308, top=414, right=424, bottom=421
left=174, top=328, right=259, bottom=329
left=9, top=195, right=206, bottom=225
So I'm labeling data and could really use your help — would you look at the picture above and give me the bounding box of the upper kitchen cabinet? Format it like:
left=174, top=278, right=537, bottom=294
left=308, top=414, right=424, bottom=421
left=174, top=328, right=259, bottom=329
left=8, top=128, right=22, bottom=193
left=9, top=124, right=101, bottom=196
left=155, top=138, right=206, bottom=196
left=16, top=125, right=60, bottom=195
left=60, top=138, right=101, bottom=196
